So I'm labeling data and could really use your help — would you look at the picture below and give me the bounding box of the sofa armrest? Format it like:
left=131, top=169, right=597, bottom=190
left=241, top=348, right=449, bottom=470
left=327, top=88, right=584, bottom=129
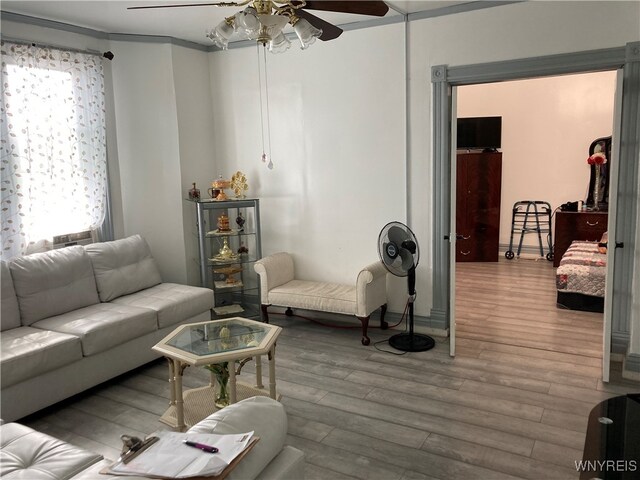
left=355, top=261, right=388, bottom=317
left=254, top=253, right=295, bottom=304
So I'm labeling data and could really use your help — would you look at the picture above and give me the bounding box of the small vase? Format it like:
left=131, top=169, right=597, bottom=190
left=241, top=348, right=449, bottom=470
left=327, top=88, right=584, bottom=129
left=205, top=362, right=230, bottom=409
left=214, top=365, right=230, bottom=408
left=593, top=166, right=601, bottom=211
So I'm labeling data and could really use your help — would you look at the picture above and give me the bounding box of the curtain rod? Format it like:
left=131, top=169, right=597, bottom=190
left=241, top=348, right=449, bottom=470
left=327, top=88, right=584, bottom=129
left=0, top=36, right=114, bottom=60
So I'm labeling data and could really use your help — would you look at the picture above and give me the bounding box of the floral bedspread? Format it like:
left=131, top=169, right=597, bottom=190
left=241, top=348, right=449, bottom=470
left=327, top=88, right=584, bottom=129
left=556, top=241, right=606, bottom=297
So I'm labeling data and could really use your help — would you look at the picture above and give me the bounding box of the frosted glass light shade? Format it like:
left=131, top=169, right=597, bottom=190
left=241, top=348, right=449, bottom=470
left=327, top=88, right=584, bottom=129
left=258, top=14, right=289, bottom=38
left=293, top=18, right=322, bottom=50
left=268, top=32, right=291, bottom=53
left=206, top=20, right=234, bottom=49
left=235, top=7, right=260, bottom=39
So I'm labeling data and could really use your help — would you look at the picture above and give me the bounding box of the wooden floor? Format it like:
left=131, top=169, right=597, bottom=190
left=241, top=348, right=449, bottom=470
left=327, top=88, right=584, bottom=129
left=456, top=258, right=604, bottom=358
left=21, top=259, right=640, bottom=480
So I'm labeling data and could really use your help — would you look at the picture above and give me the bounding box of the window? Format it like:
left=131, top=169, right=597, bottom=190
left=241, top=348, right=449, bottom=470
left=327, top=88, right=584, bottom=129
left=1, top=41, right=107, bottom=259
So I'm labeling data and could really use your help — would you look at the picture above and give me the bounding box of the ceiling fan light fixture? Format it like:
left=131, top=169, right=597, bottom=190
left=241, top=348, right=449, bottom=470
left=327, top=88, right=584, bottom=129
left=268, top=32, right=291, bottom=53
left=291, top=17, right=322, bottom=50
left=206, top=17, right=235, bottom=50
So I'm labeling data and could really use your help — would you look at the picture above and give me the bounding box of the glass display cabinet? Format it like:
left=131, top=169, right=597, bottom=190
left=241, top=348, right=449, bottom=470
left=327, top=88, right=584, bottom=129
left=189, top=198, right=261, bottom=319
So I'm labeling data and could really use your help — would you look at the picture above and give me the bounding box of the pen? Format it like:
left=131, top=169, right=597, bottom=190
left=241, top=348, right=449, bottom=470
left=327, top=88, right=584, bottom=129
left=182, top=440, right=219, bottom=453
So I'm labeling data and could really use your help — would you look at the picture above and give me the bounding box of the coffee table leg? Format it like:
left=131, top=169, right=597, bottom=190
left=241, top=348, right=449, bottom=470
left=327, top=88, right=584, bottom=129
left=255, top=355, right=264, bottom=389
left=268, top=344, right=276, bottom=399
left=229, top=361, right=237, bottom=404
left=166, top=357, right=176, bottom=407
left=174, top=360, right=186, bottom=432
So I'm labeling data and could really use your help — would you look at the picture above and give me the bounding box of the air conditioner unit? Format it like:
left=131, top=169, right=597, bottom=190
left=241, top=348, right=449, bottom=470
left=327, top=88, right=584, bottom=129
left=52, top=230, right=96, bottom=249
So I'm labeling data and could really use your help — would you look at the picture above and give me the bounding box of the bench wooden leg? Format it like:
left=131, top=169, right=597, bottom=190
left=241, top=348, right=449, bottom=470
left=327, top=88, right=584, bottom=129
left=285, top=307, right=294, bottom=317
left=380, top=303, right=388, bottom=330
left=356, top=316, right=371, bottom=346
left=261, top=304, right=270, bottom=323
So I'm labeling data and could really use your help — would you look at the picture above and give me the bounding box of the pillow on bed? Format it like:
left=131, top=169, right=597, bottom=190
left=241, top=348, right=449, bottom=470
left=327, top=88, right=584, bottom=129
left=598, top=231, right=608, bottom=254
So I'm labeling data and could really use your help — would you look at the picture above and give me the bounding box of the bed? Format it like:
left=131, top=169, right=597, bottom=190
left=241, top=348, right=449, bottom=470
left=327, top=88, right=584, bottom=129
left=556, top=240, right=606, bottom=312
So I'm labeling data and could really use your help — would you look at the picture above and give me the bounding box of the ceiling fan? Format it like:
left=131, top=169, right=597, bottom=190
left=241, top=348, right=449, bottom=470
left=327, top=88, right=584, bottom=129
left=128, top=1, right=389, bottom=52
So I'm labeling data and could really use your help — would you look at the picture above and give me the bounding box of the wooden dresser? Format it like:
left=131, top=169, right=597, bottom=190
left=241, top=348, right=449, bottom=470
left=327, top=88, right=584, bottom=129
left=553, top=211, right=608, bottom=267
left=456, top=152, right=502, bottom=262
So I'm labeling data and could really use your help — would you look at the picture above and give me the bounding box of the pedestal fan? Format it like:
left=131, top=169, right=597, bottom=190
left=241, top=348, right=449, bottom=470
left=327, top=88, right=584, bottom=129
left=378, top=222, right=435, bottom=352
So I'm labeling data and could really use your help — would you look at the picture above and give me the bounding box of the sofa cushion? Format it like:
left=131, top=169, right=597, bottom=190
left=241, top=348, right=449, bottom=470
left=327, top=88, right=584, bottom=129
left=187, top=396, right=287, bottom=480
left=111, top=283, right=214, bottom=329
left=8, top=246, right=100, bottom=326
left=0, top=422, right=102, bottom=479
left=0, top=326, right=83, bottom=388
left=269, top=280, right=356, bottom=315
left=32, top=303, right=157, bottom=356
left=0, top=262, right=21, bottom=331
left=85, top=235, right=163, bottom=302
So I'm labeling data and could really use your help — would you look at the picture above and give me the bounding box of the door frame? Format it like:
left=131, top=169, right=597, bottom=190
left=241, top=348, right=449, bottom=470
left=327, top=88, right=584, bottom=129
left=432, top=43, right=640, bottom=371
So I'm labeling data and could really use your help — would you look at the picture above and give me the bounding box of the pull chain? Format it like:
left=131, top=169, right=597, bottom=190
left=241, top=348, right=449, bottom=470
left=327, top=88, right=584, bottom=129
left=257, top=44, right=273, bottom=169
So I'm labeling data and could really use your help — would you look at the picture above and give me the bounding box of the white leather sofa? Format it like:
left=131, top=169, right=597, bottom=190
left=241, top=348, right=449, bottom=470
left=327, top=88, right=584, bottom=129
left=0, top=396, right=305, bottom=480
left=254, top=252, right=388, bottom=345
left=0, top=235, right=214, bottom=422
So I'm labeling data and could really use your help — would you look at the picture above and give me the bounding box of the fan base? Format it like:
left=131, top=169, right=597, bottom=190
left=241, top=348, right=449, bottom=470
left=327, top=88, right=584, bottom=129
left=388, top=333, right=435, bottom=352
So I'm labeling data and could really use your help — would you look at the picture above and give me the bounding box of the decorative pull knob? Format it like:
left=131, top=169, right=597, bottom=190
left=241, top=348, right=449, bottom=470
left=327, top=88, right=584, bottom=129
left=586, top=221, right=599, bottom=226
left=460, top=250, right=471, bottom=256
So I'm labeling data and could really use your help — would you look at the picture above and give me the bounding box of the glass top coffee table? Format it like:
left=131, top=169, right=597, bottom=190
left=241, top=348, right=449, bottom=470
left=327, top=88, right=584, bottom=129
left=153, top=317, right=282, bottom=431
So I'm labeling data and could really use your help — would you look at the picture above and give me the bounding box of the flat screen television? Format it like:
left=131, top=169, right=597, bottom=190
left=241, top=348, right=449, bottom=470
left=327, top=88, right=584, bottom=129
left=457, top=116, right=502, bottom=150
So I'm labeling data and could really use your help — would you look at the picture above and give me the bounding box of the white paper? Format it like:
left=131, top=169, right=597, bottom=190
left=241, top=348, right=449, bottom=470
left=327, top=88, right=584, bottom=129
left=111, top=431, right=254, bottom=478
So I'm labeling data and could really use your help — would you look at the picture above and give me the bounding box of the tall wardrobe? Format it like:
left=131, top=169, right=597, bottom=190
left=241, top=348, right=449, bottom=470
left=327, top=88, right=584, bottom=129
left=456, top=151, right=502, bottom=262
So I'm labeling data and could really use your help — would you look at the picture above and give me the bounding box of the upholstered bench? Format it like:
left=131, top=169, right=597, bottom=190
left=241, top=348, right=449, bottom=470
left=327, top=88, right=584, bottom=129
left=0, top=397, right=305, bottom=480
left=254, top=252, right=388, bottom=345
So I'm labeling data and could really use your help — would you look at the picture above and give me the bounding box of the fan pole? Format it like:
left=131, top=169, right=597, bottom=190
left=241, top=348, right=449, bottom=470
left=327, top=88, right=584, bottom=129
left=388, top=267, right=435, bottom=352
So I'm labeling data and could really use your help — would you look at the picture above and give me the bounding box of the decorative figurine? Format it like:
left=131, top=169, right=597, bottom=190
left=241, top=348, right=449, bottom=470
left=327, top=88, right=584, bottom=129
left=213, top=237, right=238, bottom=261
left=230, top=171, right=248, bottom=199
left=188, top=182, right=200, bottom=200
left=235, top=212, right=245, bottom=231
left=237, top=243, right=249, bottom=256
left=217, top=213, right=231, bottom=232
left=212, top=175, right=230, bottom=200
left=214, top=265, right=242, bottom=285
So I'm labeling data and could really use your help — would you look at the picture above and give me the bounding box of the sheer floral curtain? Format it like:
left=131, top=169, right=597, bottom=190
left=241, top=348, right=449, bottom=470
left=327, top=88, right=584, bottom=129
left=0, top=40, right=107, bottom=260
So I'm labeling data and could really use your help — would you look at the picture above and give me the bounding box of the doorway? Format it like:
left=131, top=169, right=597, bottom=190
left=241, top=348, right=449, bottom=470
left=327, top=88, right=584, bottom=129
left=454, top=72, right=616, bottom=361
left=431, top=43, right=640, bottom=381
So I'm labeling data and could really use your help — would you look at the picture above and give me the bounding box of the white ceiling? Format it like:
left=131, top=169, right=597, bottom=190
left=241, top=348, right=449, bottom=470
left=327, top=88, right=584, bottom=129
left=1, top=1, right=472, bottom=46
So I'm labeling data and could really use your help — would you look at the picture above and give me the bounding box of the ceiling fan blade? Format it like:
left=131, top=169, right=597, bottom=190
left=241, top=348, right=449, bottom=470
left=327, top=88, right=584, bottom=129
left=301, top=1, right=389, bottom=17
left=127, top=2, right=239, bottom=10
left=296, top=9, right=343, bottom=41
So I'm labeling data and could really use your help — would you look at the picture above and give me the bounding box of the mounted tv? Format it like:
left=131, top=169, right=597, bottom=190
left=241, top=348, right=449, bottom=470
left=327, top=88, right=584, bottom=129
left=457, top=116, right=502, bottom=151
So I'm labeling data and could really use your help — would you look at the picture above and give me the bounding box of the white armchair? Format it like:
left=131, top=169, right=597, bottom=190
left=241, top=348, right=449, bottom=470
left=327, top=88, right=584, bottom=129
left=254, top=252, right=388, bottom=345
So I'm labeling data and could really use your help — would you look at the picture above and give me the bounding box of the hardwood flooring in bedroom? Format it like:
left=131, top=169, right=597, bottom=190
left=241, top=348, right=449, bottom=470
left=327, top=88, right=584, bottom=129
left=456, top=257, right=603, bottom=358
left=20, top=263, right=638, bottom=480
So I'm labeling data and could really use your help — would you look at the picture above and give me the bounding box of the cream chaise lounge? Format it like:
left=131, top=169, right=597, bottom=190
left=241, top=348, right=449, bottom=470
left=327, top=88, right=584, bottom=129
left=254, top=252, right=388, bottom=345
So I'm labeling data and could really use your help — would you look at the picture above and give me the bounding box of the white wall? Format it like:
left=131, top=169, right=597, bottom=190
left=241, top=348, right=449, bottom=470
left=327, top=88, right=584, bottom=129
left=171, top=45, right=218, bottom=285
left=408, top=0, right=640, bottom=316
left=109, top=41, right=187, bottom=283
left=208, top=23, right=408, bottom=311
left=457, top=72, right=616, bottom=250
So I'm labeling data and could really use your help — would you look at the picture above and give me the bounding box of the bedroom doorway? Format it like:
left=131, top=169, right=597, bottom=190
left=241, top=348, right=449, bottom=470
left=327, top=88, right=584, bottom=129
left=432, top=43, right=640, bottom=383
left=453, top=71, right=615, bottom=364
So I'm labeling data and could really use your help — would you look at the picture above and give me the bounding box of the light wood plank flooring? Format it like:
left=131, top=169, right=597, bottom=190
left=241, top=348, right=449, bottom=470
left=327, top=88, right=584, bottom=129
left=456, top=258, right=603, bottom=358
left=20, top=262, right=639, bottom=479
